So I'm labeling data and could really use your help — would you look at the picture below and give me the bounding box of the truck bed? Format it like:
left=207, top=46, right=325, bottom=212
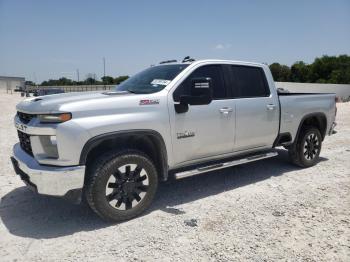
left=278, top=92, right=336, bottom=142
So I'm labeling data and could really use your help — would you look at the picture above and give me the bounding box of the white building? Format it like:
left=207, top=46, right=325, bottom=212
left=0, top=76, right=25, bottom=92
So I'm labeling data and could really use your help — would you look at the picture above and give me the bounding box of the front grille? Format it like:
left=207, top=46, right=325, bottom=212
left=17, top=111, right=36, bottom=124
left=17, top=130, right=33, bottom=156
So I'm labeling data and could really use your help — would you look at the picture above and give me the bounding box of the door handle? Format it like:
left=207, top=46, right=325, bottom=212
left=219, top=107, right=233, bottom=115
left=266, top=104, right=276, bottom=110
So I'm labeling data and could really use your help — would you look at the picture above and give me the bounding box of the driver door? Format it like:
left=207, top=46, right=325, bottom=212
left=168, top=64, right=235, bottom=167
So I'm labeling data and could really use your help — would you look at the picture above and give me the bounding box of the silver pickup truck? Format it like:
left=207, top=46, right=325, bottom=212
left=11, top=59, right=337, bottom=221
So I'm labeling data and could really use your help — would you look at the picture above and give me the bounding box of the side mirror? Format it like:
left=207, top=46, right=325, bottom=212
left=175, top=77, right=213, bottom=113
left=190, top=77, right=212, bottom=102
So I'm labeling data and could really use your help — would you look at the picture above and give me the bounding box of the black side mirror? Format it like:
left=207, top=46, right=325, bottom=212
left=175, top=77, right=213, bottom=113
left=189, top=77, right=212, bottom=103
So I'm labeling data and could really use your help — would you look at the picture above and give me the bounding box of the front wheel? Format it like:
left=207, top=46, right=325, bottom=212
left=288, top=127, right=322, bottom=167
left=85, top=149, right=158, bottom=222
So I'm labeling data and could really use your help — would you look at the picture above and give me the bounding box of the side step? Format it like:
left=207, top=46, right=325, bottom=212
left=174, top=152, right=278, bottom=180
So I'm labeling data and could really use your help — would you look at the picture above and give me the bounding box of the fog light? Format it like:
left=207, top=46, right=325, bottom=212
left=50, top=136, right=57, bottom=146
left=38, top=135, right=59, bottom=158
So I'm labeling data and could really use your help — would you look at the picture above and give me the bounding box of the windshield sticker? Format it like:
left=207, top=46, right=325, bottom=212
left=151, top=79, right=171, bottom=86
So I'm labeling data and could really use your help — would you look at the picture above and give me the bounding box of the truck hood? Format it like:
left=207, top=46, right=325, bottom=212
left=16, top=91, right=133, bottom=113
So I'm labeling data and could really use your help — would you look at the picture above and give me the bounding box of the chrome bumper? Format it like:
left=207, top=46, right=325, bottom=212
left=11, top=143, right=85, bottom=196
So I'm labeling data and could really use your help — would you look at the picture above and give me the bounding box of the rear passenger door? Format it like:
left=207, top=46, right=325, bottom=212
left=229, top=65, right=279, bottom=151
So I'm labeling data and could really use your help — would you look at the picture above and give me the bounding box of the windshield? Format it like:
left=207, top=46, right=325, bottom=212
left=115, top=64, right=188, bottom=94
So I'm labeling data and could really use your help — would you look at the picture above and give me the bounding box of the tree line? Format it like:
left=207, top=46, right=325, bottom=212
left=26, top=54, right=349, bottom=86
left=269, top=55, right=350, bottom=84
left=37, top=75, right=129, bottom=86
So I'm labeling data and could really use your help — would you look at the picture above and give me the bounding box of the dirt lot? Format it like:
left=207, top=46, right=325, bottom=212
left=0, top=93, right=349, bottom=261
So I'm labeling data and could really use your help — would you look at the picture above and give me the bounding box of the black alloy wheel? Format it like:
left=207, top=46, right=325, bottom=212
left=105, top=163, right=149, bottom=210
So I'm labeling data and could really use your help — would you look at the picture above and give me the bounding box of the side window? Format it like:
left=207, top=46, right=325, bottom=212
left=231, top=66, right=270, bottom=98
left=173, top=65, right=226, bottom=101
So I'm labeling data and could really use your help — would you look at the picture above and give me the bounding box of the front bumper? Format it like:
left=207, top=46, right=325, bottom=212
left=11, top=143, right=85, bottom=197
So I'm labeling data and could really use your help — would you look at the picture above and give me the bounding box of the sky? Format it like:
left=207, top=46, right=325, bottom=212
left=0, top=0, right=349, bottom=83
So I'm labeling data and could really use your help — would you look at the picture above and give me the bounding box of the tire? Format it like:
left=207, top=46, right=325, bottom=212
left=85, top=149, right=158, bottom=222
left=288, top=126, right=322, bottom=168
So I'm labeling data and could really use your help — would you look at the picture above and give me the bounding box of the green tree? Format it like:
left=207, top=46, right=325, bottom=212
left=114, top=75, right=129, bottom=85
left=85, top=77, right=96, bottom=85
left=270, top=54, right=350, bottom=84
left=101, top=76, right=114, bottom=85
left=41, top=77, right=73, bottom=86
left=290, top=61, right=310, bottom=82
left=269, top=63, right=291, bottom=81
left=309, top=55, right=350, bottom=84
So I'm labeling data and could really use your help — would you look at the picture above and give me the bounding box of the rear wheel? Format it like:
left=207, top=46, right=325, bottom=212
left=288, top=127, right=322, bottom=167
left=85, top=149, right=158, bottom=222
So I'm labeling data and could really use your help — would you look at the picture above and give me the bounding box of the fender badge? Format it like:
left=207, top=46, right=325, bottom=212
left=177, top=131, right=195, bottom=139
left=139, top=99, right=160, bottom=105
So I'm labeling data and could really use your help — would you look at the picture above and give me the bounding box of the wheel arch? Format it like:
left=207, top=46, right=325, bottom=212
left=295, top=112, right=327, bottom=141
left=80, top=130, right=169, bottom=181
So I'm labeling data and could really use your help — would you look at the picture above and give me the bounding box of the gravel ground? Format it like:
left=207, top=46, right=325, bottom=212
left=0, top=93, right=349, bottom=261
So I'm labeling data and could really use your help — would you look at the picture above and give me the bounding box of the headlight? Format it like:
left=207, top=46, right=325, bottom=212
left=38, top=113, right=72, bottom=123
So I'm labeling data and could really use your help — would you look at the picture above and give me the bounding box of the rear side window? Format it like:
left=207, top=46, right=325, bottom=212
left=173, top=65, right=226, bottom=101
left=231, top=66, right=270, bottom=98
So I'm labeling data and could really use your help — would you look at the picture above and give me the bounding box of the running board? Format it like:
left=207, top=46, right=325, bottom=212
left=174, top=152, right=278, bottom=180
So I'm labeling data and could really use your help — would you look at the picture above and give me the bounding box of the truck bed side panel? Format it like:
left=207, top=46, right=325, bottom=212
left=279, top=94, right=336, bottom=143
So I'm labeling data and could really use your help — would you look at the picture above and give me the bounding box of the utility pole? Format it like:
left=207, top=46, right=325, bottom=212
left=33, top=72, right=37, bottom=85
left=76, top=69, right=80, bottom=82
left=33, top=72, right=38, bottom=95
left=103, top=57, right=106, bottom=89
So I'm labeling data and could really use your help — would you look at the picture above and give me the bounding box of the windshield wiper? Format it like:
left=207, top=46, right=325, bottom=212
left=125, top=89, right=138, bottom=94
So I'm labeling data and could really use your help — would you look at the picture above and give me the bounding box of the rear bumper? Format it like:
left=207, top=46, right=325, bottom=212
left=329, top=122, right=337, bottom=135
left=11, top=143, right=85, bottom=198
